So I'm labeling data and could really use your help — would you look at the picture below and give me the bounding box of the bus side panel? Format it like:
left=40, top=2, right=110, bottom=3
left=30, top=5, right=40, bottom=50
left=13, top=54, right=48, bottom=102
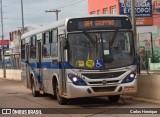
left=42, top=69, right=59, bottom=94
left=21, top=61, right=32, bottom=89
left=21, top=61, right=27, bottom=87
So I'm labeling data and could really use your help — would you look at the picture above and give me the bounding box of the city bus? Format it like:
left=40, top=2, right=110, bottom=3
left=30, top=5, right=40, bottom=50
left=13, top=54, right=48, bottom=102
left=21, top=15, right=137, bottom=105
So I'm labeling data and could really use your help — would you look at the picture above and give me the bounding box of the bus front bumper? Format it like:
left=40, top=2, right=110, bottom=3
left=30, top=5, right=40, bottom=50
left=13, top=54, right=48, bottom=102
left=65, top=79, right=137, bottom=99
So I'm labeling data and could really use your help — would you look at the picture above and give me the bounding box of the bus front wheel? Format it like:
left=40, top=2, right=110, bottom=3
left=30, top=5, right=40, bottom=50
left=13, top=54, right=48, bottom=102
left=55, top=82, right=67, bottom=105
left=31, top=78, right=39, bottom=97
left=108, top=95, right=120, bottom=103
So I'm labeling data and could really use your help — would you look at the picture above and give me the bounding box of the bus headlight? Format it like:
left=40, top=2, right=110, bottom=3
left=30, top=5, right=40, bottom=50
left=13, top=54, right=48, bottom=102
left=72, top=77, right=78, bottom=82
left=122, top=72, right=136, bottom=83
left=68, top=74, right=87, bottom=86
left=130, top=73, right=135, bottom=78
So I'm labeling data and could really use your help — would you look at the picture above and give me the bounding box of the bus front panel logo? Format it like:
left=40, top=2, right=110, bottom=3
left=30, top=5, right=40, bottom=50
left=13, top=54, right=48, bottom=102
left=102, top=80, right=107, bottom=85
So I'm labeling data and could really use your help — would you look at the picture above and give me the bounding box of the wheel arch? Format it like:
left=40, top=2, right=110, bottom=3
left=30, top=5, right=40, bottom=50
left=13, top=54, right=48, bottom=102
left=52, top=74, right=59, bottom=95
left=52, top=74, right=58, bottom=88
left=30, top=72, right=37, bottom=86
left=30, top=72, right=34, bottom=83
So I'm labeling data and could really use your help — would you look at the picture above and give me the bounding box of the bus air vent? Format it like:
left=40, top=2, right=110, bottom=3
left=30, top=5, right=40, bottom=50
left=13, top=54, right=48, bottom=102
left=92, top=86, right=116, bottom=92
left=82, top=71, right=125, bottom=79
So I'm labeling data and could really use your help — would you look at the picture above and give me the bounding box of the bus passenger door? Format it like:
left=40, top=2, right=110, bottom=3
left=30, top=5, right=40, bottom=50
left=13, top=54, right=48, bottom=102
left=25, top=44, right=31, bottom=88
left=59, top=35, right=67, bottom=95
left=37, top=41, right=43, bottom=89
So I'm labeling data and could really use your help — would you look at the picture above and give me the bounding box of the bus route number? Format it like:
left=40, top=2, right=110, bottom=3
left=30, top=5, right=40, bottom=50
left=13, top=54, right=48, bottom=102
left=83, top=20, right=115, bottom=27
left=84, top=21, right=93, bottom=27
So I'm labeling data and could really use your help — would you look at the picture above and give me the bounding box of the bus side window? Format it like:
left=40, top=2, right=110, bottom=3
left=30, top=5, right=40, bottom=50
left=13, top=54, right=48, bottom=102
left=30, top=36, right=36, bottom=59
left=43, top=31, right=51, bottom=58
left=51, top=29, right=58, bottom=57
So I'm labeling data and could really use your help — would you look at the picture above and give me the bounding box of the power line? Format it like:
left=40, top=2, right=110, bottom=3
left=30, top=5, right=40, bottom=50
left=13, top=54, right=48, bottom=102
left=55, top=0, right=83, bottom=9
left=27, top=12, right=47, bottom=23
left=29, top=13, right=49, bottom=25
left=3, top=0, right=87, bottom=35
left=29, top=0, right=87, bottom=24
left=56, top=0, right=87, bottom=9
left=3, top=18, right=21, bottom=20
left=26, top=15, right=50, bottom=25
left=45, top=0, right=86, bottom=21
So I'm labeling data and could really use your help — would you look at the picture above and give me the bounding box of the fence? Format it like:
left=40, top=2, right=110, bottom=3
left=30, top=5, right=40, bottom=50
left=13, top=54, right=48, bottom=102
left=138, top=32, right=160, bottom=71
left=0, top=69, right=21, bottom=81
left=0, top=54, right=20, bottom=69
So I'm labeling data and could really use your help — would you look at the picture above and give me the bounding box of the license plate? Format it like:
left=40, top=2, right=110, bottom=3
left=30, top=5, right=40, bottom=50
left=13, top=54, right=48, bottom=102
left=124, top=86, right=135, bottom=92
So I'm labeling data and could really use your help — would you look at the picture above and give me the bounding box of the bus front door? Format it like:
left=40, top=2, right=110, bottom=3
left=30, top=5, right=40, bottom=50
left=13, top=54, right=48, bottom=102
left=59, top=35, right=67, bottom=95
left=25, top=44, right=31, bottom=88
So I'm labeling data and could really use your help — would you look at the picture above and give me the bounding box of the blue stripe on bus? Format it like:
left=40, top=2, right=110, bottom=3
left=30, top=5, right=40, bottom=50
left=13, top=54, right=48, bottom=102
left=28, top=62, right=73, bottom=84
left=29, top=62, right=73, bottom=69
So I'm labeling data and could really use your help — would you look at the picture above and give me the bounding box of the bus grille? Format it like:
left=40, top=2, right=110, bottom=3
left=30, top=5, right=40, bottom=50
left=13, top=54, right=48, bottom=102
left=88, top=80, right=119, bottom=85
left=92, top=86, right=116, bottom=92
left=82, top=71, right=125, bottom=79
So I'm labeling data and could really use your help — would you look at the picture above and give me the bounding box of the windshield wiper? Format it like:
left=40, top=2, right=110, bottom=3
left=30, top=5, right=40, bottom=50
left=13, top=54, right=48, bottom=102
left=110, top=29, right=118, bottom=46
left=83, top=31, right=97, bottom=46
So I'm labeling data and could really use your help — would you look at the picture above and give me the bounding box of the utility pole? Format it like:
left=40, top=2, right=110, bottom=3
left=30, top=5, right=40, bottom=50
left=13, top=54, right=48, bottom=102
left=131, top=0, right=137, bottom=49
left=131, top=0, right=139, bottom=71
left=45, top=9, right=61, bottom=21
left=21, top=0, right=25, bottom=33
left=0, top=0, right=6, bottom=78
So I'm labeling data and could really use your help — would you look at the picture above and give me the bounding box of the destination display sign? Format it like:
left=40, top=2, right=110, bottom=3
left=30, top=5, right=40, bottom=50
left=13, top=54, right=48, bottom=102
left=67, top=17, right=132, bottom=32
left=78, top=20, right=121, bottom=29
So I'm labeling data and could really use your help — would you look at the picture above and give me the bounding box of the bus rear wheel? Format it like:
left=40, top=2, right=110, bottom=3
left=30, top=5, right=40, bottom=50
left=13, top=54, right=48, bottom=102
left=108, top=95, right=120, bottom=103
left=55, top=82, right=67, bottom=105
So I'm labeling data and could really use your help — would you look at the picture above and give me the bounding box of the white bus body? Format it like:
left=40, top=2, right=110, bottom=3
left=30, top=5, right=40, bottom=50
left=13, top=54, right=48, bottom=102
left=21, top=15, right=137, bottom=105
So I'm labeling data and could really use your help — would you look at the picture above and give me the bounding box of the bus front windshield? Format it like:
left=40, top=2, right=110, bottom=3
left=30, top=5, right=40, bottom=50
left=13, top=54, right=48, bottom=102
left=68, top=31, right=134, bottom=69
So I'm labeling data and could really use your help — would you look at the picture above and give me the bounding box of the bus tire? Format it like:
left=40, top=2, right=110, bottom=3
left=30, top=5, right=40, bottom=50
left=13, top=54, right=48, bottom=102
left=55, top=82, right=67, bottom=105
left=31, top=77, right=39, bottom=97
left=52, top=78, right=57, bottom=99
left=108, top=95, right=120, bottom=103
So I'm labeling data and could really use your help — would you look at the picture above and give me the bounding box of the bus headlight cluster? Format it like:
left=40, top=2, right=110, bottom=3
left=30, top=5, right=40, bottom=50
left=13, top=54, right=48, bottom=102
left=68, top=74, right=87, bottom=86
left=122, top=72, right=136, bottom=83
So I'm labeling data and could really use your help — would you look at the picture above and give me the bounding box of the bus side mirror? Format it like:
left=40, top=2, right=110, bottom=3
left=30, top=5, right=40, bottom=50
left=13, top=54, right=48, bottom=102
left=64, top=40, right=69, bottom=50
left=64, top=49, right=68, bottom=62
left=64, top=39, right=69, bottom=62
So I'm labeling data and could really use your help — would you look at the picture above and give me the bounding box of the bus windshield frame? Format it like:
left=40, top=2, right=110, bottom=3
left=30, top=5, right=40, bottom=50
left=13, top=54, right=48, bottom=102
left=67, top=30, right=135, bottom=70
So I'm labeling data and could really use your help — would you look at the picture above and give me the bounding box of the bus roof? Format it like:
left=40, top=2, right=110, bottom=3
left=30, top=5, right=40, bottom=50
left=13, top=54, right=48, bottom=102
left=21, top=19, right=65, bottom=39
left=21, top=15, right=131, bottom=39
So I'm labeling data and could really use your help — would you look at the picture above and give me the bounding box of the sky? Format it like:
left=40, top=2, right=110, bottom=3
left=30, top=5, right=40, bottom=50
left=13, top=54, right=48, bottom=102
left=1, top=0, right=88, bottom=39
